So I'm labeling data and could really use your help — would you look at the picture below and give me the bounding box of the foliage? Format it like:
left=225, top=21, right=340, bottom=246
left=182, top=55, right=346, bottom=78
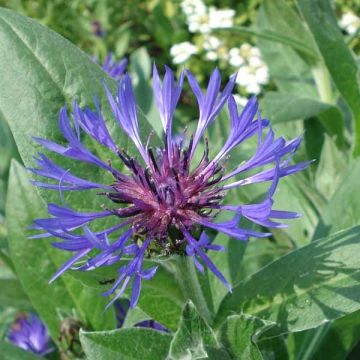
left=0, top=0, right=359, bottom=359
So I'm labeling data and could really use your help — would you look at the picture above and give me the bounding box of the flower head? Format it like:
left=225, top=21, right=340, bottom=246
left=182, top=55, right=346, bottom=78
left=8, top=313, right=53, bottom=356
left=31, top=66, right=309, bottom=309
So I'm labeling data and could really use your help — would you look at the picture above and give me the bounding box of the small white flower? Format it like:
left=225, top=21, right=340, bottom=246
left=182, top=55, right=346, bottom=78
left=208, top=7, right=235, bottom=29
left=232, top=43, right=269, bottom=94
left=205, top=51, right=218, bottom=61
left=248, top=55, right=262, bottom=67
left=246, top=82, right=261, bottom=95
left=236, top=65, right=261, bottom=94
left=233, top=94, right=248, bottom=107
left=239, top=43, right=252, bottom=57
left=229, top=48, right=244, bottom=67
left=339, top=11, right=360, bottom=35
left=255, top=66, right=269, bottom=85
left=181, top=0, right=207, bottom=16
left=187, top=13, right=211, bottom=33
left=203, top=35, right=221, bottom=51
left=170, top=42, right=198, bottom=64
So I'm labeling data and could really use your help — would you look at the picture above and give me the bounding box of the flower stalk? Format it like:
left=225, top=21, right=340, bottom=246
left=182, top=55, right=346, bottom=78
left=174, top=256, right=213, bottom=325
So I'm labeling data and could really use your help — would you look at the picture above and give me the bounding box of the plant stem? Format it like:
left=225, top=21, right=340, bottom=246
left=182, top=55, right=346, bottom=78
left=312, top=63, right=334, bottom=104
left=174, top=256, right=212, bottom=325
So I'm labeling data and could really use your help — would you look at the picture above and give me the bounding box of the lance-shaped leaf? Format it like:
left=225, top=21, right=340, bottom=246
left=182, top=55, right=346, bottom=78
left=216, top=225, right=360, bottom=333
left=297, top=0, right=360, bottom=156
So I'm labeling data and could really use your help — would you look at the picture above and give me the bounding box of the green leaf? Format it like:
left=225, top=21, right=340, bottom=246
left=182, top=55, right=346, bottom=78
left=236, top=239, right=290, bottom=283
left=0, top=277, right=31, bottom=310
left=256, top=6, right=317, bottom=98
left=272, top=175, right=322, bottom=246
left=130, top=47, right=163, bottom=138
left=6, top=161, right=115, bottom=340
left=168, top=301, right=220, bottom=360
left=289, top=310, right=360, bottom=360
left=0, top=341, right=43, bottom=360
left=0, top=115, right=19, bottom=178
left=220, top=314, right=288, bottom=360
left=80, top=327, right=172, bottom=360
left=262, top=93, right=335, bottom=123
left=314, top=135, right=348, bottom=199
left=297, top=0, right=360, bottom=156
left=262, top=0, right=318, bottom=64
left=261, top=93, right=344, bottom=144
left=216, top=225, right=360, bottom=333
left=208, top=232, right=247, bottom=312
left=220, top=315, right=264, bottom=360
left=314, top=160, right=360, bottom=239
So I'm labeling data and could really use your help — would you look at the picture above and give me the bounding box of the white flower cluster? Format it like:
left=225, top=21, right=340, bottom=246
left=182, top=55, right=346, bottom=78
left=181, top=0, right=235, bottom=34
left=339, top=11, right=360, bottom=35
left=230, top=43, right=269, bottom=95
left=170, top=0, right=269, bottom=98
left=170, top=42, right=198, bottom=64
left=170, top=0, right=235, bottom=64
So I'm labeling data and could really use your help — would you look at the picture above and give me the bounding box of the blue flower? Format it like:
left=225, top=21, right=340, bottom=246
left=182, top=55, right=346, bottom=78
left=8, top=313, right=53, bottom=356
left=31, top=66, right=310, bottom=309
left=101, top=53, right=127, bottom=81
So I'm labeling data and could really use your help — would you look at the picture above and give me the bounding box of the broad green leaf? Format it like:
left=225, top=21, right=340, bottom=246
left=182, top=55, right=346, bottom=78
left=261, top=93, right=344, bottom=144
left=216, top=225, right=360, bottom=333
left=263, top=0, right=318, bottom=64
left=0, top=277, right=31, bottom=310
left=220, top=315, right=264, bottom=360
left=220, top=314, right=288, bottom=360
left=261, top=93, right=337, bottom=123
left=6, top=161, right=115, bottom=340
left=314, top=160, right=360, bottom=239
left=297, top=0, right=360, bottom=156
left=0, top=7, right=157, bottom=213
left=0, top=341, right=43, bottom=360
left=256, top=6, right=317, bottom=97
left=168, top=301, right=220, bottom=360
left=289, top=310, right=360, bottom=360
left=237, top=239, right=290, bottom=283
left=272, top=175, right=321, bottom=246
left=80, top=328, right=172, bottom=360
left=314, top=135, right=348, bottom=199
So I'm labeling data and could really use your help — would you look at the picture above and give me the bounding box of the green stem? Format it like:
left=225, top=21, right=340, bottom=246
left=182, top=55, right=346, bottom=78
left=174, top=256, right=212, bottom=325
